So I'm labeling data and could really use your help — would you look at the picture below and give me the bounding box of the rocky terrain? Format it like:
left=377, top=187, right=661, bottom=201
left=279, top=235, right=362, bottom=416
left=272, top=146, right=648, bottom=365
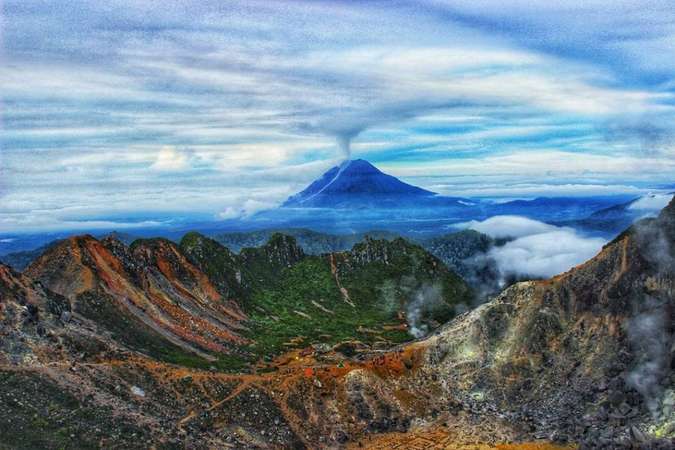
left=0, top=199, right=674, bottom=448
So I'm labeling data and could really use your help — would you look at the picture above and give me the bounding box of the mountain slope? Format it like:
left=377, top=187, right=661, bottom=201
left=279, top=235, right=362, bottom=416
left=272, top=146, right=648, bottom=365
left=383, top=196, right=675, bottom=446
left=25, top=235, right=249, bottom=366
left=230, top=196, right=675, bottom=447
left=180, top=232, right=473, bottom=359
left=246, top=236, right=473, bottom=356
left=283, top=159, right=438, bottom=208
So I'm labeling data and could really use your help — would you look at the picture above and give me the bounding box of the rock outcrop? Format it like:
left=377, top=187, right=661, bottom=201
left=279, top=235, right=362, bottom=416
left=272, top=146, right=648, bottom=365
left=25, top=235, right=248, bottom=360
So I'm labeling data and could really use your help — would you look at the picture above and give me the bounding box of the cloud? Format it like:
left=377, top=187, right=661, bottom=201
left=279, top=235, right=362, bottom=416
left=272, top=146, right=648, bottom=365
left=629, top=193, right=675, bottom=211
left=217, top=199, right=276, bottom=220
left=460, top=215, right=557, bottom=239
left=458, top=215, right=606, bottom=280
left=151, top=146, right=191, bottom=171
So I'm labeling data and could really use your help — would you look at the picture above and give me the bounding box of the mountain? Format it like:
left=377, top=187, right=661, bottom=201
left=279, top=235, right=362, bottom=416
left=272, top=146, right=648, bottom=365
left=24, top=235, right=250, bottom=367
left=421, top=229, right=503, bottom=298
left=283, top=159, right=444, bottom=208
left=557, top=193, right=675, bottom=237
left=1, top=200, right=673, bottom=448
left=182, top=232, right=472, bottom=356
left=0, top=239, right=64, bottom=271
left=223, top=195, right=674, bottom=447
left=15, top=231, right=471, bottom=367
left=0, top=230, right=475, bottom=446
left=490, top=195, right=636, bottom=223
left=335, top=195, right=675, bottom=447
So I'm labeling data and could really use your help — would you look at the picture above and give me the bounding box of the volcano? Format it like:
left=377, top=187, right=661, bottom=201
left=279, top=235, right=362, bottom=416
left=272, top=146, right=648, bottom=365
left=283, top=159, right=441, bottom=208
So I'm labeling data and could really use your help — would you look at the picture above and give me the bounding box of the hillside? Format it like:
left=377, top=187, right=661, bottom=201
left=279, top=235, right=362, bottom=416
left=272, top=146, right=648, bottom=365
left=0, top=199, right=672, bottom=448
left=12, top=231, right=472, bottom=371
left=181, top=232, right=472, bottom=360
left=25, top=235, right=250, bottom=369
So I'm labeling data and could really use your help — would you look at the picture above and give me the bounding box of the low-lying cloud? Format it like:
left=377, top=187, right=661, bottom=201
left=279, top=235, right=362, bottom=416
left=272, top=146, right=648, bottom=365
left=628, top=193, right=674, bottom=212
left=461, top=215, right=606, bottom=281
left=458, top=215, right=557, bottom=239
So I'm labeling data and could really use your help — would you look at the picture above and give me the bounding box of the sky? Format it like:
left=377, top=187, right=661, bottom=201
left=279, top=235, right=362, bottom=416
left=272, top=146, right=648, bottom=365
left=1, top=0, right=675, bottom=233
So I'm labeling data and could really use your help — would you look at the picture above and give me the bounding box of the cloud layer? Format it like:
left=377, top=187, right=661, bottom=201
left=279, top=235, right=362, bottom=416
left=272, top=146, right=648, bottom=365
left=463, top=215, right=606, bottom=280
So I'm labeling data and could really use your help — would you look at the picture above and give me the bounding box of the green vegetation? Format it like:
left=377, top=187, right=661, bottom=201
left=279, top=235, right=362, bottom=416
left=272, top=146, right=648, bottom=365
left=245, top=256, right=411, bottom=356
left=182, top=232, right=473, bottom=364
left=236, top=237, right=473, bottom=357
left=213, top=227, right=400, bottom=254
left=179, top=231, right=247, bottom=300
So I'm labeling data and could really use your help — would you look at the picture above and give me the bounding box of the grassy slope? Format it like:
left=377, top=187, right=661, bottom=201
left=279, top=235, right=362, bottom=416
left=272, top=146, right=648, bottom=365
left=243, top=238, right=472, bottom=358
left=246, top=257, right=411, bottom=357
left=178, top=233, right=473, bottom=366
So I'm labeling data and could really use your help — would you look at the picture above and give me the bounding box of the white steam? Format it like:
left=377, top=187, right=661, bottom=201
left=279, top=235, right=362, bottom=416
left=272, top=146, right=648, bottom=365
left=406, top=283, right=444, bottom=338
left=625, top=299, right=670, bottom=417
left=624, top=210, right=674, bottom=417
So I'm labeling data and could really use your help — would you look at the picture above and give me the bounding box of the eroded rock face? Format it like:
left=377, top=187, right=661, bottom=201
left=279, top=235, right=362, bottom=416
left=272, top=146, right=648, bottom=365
left=279, top=198, right=674, bottom=446
left=25, top=235, right=248, bottom=359
left=0, top=262, right=70, bottom=364
left=399, top=198, right=675, bottom=447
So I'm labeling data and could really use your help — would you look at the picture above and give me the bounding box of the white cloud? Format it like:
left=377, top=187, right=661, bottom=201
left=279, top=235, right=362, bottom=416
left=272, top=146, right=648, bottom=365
left=429, top=182, right=647, bottom=198
left=151, top=146, right=191, bottom=171
left=2, top=0, right=674, bottom=232
left=460, top=215, right=557, bottom=238
left=629, top=193, right=674, bottom=211
left=458, top=216, right=606, bottom=280
left=217, top=199, right=276, bottom=220
left=490, top=230, right=606, bottom=279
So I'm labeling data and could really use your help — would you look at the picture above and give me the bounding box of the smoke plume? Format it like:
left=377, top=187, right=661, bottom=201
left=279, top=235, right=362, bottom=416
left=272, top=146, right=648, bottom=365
left=336, top=135, right=352, bottom=161
left=624, top=205, right=674, bottom=418
left=406, top=283, right=444, bottom=338
left=625, top=298, right=670, bottom=417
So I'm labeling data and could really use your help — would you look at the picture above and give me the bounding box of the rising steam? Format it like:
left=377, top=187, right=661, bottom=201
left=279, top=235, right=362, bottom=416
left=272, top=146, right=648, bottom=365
left=406, top=283, right=444, bottom=338
left=625, top=299, right=669, bottom=417
left=624, top=206, right=674, bottom=418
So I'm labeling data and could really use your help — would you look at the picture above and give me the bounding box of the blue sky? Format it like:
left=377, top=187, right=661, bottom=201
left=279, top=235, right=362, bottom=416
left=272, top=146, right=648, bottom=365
left=1, top=0, right=675, bottom=232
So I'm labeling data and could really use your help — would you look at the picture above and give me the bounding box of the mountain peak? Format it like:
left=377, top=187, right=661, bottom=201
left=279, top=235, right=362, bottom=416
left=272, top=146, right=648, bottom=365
left=283, top=159, right=436, bottom=208
left=341, top=158, right=383, bottom=174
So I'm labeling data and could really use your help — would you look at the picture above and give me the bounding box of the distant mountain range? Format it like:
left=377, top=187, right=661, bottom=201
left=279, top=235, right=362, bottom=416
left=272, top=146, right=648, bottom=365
left=0, top=159, right=663, bottom=254
left=556, top=192, right=674, bottom=236
left=213, top=227, right=401, bottom=254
